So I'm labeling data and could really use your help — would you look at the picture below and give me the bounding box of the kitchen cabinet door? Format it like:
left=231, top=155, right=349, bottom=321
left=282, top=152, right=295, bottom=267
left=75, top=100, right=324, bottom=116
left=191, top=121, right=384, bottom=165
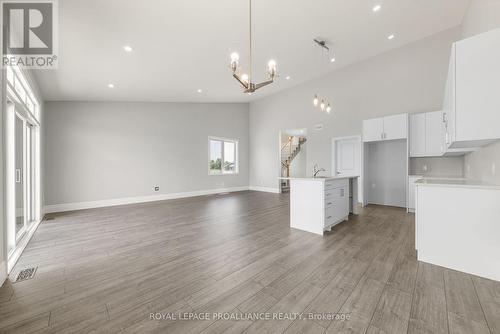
left=363, top=118, right=384, bottom=142
left=410, top=113, right=426, bottom=157
left=333, top=187, right=349, bottom=222
left=455, top=28, right=500, bottom=142
left=426, top=111, right=444, bottom=156
left=384, top=114, right=408, bottom=140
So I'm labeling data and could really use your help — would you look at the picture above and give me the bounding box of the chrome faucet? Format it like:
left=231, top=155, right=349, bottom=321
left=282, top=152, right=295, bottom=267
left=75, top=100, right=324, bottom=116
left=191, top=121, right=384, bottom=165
left=313, top=164, right=326, bottom=178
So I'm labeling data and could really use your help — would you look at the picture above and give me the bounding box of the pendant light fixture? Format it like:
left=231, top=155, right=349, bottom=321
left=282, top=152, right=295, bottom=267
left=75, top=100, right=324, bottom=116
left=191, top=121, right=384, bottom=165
left=229, top=0, right=277, bottom=94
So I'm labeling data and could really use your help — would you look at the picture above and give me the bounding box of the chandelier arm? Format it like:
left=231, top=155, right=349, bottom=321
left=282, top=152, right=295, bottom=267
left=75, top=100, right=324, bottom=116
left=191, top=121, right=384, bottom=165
left=233, top=74, right=249, bottom=89
left=254, top=80, right=274, bottom=90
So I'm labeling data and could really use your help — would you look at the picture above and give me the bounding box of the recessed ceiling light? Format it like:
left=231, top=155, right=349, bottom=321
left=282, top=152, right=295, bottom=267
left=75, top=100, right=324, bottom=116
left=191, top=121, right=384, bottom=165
left=372, top=4, right=381, bottom=12
left=123, top=45, right=133, bottom=52
left=197, top=89, right=203, bottom=93
left=285, top=76, right=291, bottom=80
left=387, top=34, right=395, bottom=40
left=108, top=83, right=115, bottom=88
left=330, top=57, right=336, bottom=63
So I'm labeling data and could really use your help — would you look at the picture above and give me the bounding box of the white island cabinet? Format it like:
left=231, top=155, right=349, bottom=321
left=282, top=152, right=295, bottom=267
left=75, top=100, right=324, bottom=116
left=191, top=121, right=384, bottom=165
left=416, top=179, right=500, bottom=281
left=282, top=176, right=359, bottom=235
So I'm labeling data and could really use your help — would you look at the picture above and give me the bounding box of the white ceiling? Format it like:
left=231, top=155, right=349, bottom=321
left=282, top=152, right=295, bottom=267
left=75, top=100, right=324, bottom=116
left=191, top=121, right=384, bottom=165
left=34, top=0, right=470, bottom=102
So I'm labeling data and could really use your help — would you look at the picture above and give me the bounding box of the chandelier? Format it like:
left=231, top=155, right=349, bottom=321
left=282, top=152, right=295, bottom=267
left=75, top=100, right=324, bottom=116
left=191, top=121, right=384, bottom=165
left=229, top=0, right=277, bottom=94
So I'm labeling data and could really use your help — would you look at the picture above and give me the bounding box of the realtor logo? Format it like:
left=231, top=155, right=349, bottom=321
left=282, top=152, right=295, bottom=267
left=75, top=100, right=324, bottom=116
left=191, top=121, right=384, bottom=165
left=1, top=0, right=58, bottom=68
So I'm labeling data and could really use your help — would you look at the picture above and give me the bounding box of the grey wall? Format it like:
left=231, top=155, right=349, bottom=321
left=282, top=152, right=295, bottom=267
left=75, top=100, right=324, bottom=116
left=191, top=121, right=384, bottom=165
left=44, top=102, right=249, bottom=205
left=249, top=27, right=461, bottom=190
left=462, top=0, right=500, bottom=184
left=365, top=140, right=407, bottom=207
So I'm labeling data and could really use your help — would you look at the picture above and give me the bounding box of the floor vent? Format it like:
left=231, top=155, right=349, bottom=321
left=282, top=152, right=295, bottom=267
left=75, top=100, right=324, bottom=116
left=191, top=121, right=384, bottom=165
left=14, top=267, right=38, bottom=283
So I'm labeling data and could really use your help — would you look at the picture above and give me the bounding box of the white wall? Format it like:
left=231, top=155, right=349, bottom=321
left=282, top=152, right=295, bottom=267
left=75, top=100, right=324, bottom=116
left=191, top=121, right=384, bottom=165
left=461, top=0, right=500, bottom=184
left=44, top=102, right=249, bottom=207
left=462, top=0, right=500, bottom=38
left=249, top=27, right=461, bottom=191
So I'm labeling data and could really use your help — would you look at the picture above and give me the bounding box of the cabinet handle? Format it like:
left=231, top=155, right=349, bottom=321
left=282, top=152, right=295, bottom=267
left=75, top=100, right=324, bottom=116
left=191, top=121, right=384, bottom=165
left=15, top=169, right=21, bottom=183
left=327, top=216, right=332, bottom=219
left=327, top=202, right=333, bottom=205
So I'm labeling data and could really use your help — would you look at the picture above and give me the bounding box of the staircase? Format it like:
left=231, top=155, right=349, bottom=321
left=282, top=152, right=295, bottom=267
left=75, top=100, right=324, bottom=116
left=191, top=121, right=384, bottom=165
left=281, top=136, right=307, bottom=192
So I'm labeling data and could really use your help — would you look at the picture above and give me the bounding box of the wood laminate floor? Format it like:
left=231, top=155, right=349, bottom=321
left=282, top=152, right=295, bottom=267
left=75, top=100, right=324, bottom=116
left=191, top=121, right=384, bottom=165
left=1, top=191, right=499, bottom=334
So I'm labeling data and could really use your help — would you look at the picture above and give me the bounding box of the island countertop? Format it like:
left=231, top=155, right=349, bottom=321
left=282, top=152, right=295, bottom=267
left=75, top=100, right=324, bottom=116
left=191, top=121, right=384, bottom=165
left=278, top=176, right=359, bottom=182
left=415, top=178, right=500, bottom=190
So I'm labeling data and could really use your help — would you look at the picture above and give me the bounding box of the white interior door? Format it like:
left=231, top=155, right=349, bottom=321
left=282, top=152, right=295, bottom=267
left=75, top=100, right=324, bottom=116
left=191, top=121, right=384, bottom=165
left=335, top=137, right=360, bottom=176
left=333, top=136, right=362, bottom=203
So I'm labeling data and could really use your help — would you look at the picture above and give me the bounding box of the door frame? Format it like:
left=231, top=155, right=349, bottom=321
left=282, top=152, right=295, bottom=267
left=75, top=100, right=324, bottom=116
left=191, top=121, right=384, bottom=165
left=331, top=135, right=363, bottom=203
left=5, top=98, right=42, bottom=273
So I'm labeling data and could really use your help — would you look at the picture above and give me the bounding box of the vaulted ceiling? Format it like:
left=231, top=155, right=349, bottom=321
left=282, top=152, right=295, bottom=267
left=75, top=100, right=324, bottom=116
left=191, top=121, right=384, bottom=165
left=34, top=0, right=470, bottom=102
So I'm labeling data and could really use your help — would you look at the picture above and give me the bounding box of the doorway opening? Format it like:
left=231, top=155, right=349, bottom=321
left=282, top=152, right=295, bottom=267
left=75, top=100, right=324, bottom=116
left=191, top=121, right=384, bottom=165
left=279, top=129, right=307, bottom=193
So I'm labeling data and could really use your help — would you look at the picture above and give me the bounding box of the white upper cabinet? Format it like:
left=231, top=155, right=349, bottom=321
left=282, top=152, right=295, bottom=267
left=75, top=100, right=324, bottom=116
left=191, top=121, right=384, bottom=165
left=363, top=113, right=407, bottom=142
left=410, top=111, right=444, bottom=157
left=383, top=114, right=408, bottom=141
left=363, top=118, right=384, bottom=142
left=410, top=113, right=426, bottom=156
left=443, top=28, right=500, bottom=148
left=425, top=111, right=444, bottom=156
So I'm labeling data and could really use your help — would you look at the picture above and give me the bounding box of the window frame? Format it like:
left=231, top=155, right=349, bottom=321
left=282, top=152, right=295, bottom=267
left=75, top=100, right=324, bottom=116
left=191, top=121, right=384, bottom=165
left=208, top=136, right=239, bottom=175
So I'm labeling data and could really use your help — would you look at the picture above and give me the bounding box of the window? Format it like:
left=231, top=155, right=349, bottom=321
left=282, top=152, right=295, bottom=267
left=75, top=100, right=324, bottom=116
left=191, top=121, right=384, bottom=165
left=6, top=65, right=40, bottom=120
left=209, top=137, right=238, bottom=175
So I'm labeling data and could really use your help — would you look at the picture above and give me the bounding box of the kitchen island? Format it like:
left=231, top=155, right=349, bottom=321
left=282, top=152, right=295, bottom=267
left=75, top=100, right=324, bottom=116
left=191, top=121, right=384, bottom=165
left=416, top=178, right=500, bottom=281
left=280, top=176, right=359, bottom=235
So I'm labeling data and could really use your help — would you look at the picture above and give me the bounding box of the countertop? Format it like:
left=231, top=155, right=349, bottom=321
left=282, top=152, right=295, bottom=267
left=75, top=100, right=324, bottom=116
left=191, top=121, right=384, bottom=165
left=409, top=175, right=467, bottom=180
left=279, top=176, right=359, bottom=181
left=415, top=178, right=500, bottom=190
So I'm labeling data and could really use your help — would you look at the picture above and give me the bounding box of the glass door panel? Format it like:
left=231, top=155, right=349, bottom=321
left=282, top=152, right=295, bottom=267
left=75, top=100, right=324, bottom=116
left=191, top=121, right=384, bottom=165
left=15, top=115, right=26, bottom=240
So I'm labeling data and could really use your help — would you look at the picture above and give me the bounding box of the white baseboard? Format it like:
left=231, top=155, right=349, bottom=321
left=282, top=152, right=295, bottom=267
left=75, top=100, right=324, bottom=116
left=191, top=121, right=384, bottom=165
left=0, top=261, right=7, bottom=287
left=44, top=186, right=250, bottom=213
left=248, top=186, right=281, bottom=194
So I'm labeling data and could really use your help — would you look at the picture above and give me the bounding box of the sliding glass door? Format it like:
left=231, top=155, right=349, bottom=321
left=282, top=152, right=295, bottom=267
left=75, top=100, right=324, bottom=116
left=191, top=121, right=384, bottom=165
left=14, top=114, right=26, bottom=240
left=6, top=65, right=41, bottom=270
left=13, top=112, right=36, bottom=243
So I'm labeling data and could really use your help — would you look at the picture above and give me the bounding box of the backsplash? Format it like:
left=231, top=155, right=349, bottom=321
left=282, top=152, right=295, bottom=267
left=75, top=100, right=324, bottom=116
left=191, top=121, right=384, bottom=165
left=464, top=141, right=500, bottom=184
left=410, top=157, right=464, bottom=177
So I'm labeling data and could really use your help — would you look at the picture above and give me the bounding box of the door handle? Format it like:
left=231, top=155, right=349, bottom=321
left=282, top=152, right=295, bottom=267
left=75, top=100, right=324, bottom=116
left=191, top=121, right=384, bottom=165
left=15, top=169, right=21, bottom=183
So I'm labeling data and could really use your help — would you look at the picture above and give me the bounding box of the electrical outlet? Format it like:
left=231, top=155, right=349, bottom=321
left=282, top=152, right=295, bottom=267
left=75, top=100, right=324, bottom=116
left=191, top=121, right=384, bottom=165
left=422, top=165, right=428, bottom=172
left=466, top=164, right=471, bottom=173
left=492, top=163, right=496, bottom=176
left=154, top=186, right=160, bottom=192
left=371, top=183, right=376, bottom=189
